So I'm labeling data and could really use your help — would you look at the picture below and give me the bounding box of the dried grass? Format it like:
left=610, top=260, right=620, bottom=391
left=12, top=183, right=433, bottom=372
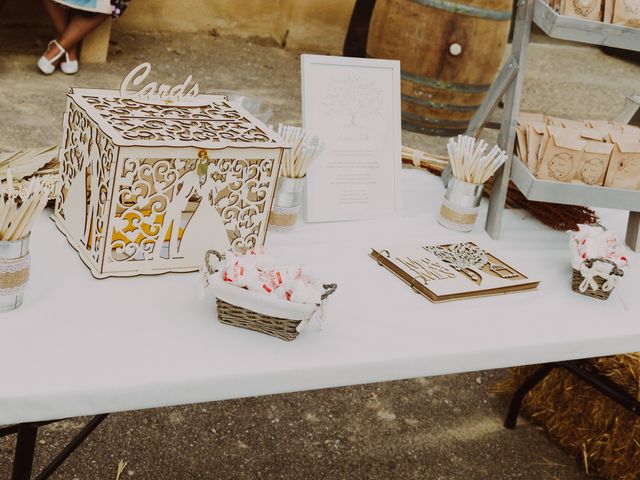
left=494, top=354, right=640, bottom=480
left=115, top=460, right=127, bottom=480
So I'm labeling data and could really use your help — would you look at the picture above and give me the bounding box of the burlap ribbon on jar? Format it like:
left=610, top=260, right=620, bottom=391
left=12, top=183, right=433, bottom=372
left=269, top=204, right=301, bottom=231
left=0, top=254, right=30, bottom=296
left=439, top=204, right=478, bottom=226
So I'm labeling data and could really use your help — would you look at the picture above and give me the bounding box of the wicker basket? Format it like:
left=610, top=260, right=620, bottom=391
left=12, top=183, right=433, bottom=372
left=571, top=257, right=624, bottom=300
left=204, top=250, right=337, bottom=341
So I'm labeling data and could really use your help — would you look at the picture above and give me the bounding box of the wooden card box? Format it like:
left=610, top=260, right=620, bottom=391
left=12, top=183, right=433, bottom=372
left=53, top=88, right=285, bottom=278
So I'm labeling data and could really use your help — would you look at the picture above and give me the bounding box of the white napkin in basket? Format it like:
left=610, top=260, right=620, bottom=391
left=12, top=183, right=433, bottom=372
left=206, top=269, right=320, bottom=322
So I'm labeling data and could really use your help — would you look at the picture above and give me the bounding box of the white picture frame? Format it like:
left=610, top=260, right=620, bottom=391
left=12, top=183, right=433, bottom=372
left=301, top=54, right=401, bottom=223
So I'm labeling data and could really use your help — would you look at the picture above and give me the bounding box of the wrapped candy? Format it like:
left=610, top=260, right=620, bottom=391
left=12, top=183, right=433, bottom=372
left=289, top=278, right=323, bottom=305
left=223, top=252, right=259, bottom=288
left=267, top=268, right=288, bottom=289
left=247, top=271, right=278, bottom=296
left=286, top=265, right=303, bottom=280
left=569, top=224, right=629, bottom=270
left=248, top=246, right=276, bottom=271
left=222, top=249, right=322, bottom=304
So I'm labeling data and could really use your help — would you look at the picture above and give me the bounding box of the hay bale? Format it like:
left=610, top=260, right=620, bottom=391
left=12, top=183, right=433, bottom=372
left=495, top=354, right=640, bottom=479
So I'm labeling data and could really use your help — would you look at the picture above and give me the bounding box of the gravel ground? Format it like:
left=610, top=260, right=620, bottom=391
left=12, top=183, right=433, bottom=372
left=0, top=372, right=590, bottom=480
left=0, top=27, right=638, bottom=480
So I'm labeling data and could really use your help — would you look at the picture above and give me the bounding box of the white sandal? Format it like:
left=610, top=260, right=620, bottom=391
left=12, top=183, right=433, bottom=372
left=60, top=52, right=79, bottom=75
left=37, top=40, right=66, bottom=75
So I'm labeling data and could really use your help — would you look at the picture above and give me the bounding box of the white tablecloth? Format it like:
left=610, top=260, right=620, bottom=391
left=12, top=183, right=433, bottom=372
left=1, top=169, right=638, bottom=425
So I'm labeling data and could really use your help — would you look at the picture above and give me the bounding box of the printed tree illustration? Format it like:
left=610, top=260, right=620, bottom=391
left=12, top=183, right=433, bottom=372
left=323, top=75, right=383, bottom=127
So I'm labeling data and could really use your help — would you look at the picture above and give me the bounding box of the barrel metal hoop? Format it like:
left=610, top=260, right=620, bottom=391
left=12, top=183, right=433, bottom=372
left=401, top=71, right=491, bottom=93
left=402, top=111, right=471, bottom=127
left=408, top=0, right=513, bottom=20
left=401, top=94, right=481, bottom=112
left=402, top=122, right=467, bottom=136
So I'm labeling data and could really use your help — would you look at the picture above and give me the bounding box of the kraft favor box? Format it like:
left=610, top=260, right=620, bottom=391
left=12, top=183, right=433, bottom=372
left=604, top=133, right=640, bottom=190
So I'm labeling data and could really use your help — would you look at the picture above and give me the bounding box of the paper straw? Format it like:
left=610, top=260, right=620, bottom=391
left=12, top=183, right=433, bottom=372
left=446, top=135, right=507, bottom=185
left=0, top=172, right=52, bottom=241
left=277, top=124, right=324, bottom=179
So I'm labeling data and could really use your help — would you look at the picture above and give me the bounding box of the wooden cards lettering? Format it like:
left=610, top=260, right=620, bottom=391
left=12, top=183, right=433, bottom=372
left=119, top=63, right=200, bottom=105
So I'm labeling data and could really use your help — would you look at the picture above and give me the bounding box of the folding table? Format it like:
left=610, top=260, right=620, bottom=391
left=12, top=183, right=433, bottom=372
left=2, top=170, right=639, bottom=479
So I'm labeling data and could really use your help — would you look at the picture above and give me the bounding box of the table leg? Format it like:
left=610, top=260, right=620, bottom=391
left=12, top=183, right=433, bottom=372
left=504, top=363, right=555, bottom=429
left=505, top=360, right=640, bottom=431
left=34, top=414, right=108, bottom=480
left=625, top=211, right=640, bottom=252
left=0, top=425, right=19, bottom=438
left=4, top=415, right=108, bottom=480
left=11, top=423, right=38, bottom=480
left=558, top=361, right=640, bottom=415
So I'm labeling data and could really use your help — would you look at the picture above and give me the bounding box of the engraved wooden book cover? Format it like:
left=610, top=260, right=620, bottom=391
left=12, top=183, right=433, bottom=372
left=370, top=242, right=539, bottom=303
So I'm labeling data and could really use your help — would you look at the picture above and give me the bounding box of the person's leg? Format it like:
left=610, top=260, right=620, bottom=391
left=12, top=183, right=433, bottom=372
left=40, top=0, right=79, bottom=61
left=41, top=0, right=70, bottom=37
left=42, top=11, right=108, bottom=64
left=57, top=12, right=109, bottom=60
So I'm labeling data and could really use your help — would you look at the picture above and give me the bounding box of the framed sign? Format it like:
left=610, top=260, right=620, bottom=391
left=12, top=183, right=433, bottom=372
left=301, top=54, right=401, bottom=222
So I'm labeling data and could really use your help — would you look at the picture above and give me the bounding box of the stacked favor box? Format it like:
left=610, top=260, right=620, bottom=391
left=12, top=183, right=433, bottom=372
left=546, top=0, right=640, bottom=26
left=516, top=113, right=640, bottom=190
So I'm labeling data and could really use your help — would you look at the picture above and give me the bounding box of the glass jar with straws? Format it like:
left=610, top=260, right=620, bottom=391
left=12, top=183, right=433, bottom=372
left=0, top=173, right=52, bottom=311
left=269, top=125, right=324, bottom=232
left=438, top=135, right=508, bottom=232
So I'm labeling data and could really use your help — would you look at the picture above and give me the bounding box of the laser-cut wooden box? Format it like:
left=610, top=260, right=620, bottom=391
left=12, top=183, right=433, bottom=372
left=53, top=70, right=285, bottom=278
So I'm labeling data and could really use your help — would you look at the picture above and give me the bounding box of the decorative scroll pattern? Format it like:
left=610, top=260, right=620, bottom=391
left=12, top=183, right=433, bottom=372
left=56, top=102, right=116, bottom=264
left=56, top=103, right=90, bottom=219
left=109, top=157, right=277, bottom=263
left=83, top=96, right=272, bottom=144
left=87, top=127, right=116, bottom=264
left=86, top=96, right=241, bottom=120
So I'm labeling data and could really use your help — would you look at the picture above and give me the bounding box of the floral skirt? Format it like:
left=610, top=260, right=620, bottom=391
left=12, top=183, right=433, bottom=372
left=53, top=0, right=129, bottom=19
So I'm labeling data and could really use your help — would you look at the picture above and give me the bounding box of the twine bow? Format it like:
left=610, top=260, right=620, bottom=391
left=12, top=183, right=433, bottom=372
left=198, top=250, right=224, bottom=300
left=578, top=259, right=622, bottom=293
left=197, top=264, right=209, bottom=301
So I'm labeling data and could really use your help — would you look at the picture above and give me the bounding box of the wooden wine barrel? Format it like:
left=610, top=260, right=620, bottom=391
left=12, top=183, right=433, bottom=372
left=367, top=0, right=512, bottom=136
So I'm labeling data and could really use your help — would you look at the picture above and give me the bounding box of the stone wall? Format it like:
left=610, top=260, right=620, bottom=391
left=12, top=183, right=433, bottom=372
left=1, top=0, right=356, bottom=53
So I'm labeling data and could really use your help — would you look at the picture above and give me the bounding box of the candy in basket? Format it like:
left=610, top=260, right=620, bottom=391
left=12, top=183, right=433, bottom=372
left=569, top=224, right=627, bottom=300
left=201, top=249, right=337, bottom=341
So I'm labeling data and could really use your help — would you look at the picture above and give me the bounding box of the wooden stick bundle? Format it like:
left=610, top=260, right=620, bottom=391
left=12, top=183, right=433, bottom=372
left=277, top=125, right=324, bottom=178
left=447, top=135, right=508, bottom=184
left=0, top=172, right=52, bottom=241
left=0, top=145, right=58, bottom=180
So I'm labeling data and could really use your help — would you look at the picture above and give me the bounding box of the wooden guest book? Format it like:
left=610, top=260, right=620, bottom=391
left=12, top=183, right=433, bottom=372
left=370, top=242, right=539, bottom=303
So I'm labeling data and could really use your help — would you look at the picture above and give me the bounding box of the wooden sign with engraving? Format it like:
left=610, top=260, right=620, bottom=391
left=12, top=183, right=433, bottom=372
left=370, top=242, right=539, bottom=303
